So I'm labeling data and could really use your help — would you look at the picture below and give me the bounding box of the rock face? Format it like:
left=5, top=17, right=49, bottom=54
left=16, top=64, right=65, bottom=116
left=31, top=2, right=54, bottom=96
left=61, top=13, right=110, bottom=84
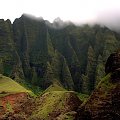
left=105, top=51, right=120, bottom=74
left=77, top=51, right=120, bottom=120
left=0, top=92, right=36, bottom=120
left=0, top=14, right=120, bottom=93
left=0, top=88, right=82, bottom=120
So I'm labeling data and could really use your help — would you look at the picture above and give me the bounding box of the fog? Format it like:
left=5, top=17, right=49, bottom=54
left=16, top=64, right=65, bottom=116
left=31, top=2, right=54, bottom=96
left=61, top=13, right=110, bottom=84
left=95, top=10, right=120, bottom=31
left=0, top=0, right=120, bottom=31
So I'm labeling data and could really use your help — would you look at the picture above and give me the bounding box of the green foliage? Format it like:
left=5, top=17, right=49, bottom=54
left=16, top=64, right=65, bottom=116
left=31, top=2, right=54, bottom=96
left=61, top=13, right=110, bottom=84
left=44, top=83, right=66, bottom=93
left=3, top=64, right=12, bottom=76
left=31, top=67, right=38, bottom=85
left=76, top=92, right=89, bottom=102
left=60, top=58, right=74, bottom=90
left=95, top=55, right=105, bottom=85
left=1, top=16, right=120, bottom=94
left=97, top=73, right=116, bottom=92
left=29, top=91, right=66, bottom=119
left=6, top=101, right=13, bottom=112
left=0, top=59, right=3, bottom=74
left=0, top=19, right=21, bottom=79
left=29, top=90, right=80, bottom=120
left=16, top=78, right=43, bottom=95
left=0, top=75, right=33, bottom=96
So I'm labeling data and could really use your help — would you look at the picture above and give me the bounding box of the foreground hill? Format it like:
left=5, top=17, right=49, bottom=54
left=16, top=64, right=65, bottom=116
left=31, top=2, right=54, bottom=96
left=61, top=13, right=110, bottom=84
left=0, top=81, right=82, bottom=120
left=77, top=51, right=120, bottom=120
left=0, top=51, right=120, bottom=120
left=30, top=91, right=82, bottom=120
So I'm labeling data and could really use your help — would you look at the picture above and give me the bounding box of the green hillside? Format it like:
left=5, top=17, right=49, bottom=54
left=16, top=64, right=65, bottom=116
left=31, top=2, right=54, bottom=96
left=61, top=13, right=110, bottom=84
left=44, top=83, right=66, bottom=93
left=0, top=74, right=32, bottom=97
left=44, top=84, right=89, bottom=102
left=30, top=90, right=81, bottom=120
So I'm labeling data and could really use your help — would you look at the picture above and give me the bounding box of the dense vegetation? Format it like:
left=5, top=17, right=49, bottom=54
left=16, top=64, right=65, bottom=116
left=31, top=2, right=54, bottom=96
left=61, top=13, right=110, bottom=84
left=0, top=51, right=120, bottom=119
left=0, top=14, right=120, bottom=94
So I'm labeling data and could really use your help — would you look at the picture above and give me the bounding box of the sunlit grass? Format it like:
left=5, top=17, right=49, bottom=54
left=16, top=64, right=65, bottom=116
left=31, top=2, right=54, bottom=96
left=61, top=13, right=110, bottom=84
left=0, top=75, right=33, bottom=97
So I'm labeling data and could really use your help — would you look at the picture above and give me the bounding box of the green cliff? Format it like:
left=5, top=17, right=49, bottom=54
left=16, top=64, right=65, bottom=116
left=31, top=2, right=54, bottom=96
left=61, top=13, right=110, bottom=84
left=0, top=14, right=120, bottom=94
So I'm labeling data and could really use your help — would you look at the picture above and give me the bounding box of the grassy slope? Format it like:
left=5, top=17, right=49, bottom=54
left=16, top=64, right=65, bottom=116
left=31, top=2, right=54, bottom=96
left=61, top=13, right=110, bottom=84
left=44, top=84, right=89, bottom=103
left=29, top=84, right=82, bottom=120
left=0, top=75, right=32, bottom=97
left=44, top=83, right=66, bottom=93
left=30, top=91, right=80, bottom=120
left=96, top=73, right=116, bottom=91
left=81, top=73, right=117, bottom=109
left=31, top=91, right=66, bottom=119
left=77, top=93, right=89, bottom=102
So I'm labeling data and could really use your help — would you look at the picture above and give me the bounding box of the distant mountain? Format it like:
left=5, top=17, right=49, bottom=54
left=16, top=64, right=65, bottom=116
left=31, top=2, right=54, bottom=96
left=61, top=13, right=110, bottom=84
left=0, top=14, right=120, bottom=94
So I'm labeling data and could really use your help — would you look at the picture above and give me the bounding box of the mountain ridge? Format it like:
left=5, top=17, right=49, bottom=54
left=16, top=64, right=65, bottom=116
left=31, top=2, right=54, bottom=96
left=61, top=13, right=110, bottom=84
left=0, top=14, right=120, bottom=94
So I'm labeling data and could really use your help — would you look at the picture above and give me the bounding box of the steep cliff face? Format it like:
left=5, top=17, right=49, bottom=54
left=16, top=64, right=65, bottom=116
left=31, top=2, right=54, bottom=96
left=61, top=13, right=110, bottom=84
left=48, top=24, right=120, bottom=93
left=0, top=15, right=120, bottom=93
left=13, top=15, right=74, bottom=90
left=0, top=19, right=23, bottom=79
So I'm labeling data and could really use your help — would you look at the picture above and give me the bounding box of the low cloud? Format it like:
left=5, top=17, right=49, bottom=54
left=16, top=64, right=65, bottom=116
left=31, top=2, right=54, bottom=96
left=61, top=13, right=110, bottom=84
left=91, top=9, right=119, bottom=31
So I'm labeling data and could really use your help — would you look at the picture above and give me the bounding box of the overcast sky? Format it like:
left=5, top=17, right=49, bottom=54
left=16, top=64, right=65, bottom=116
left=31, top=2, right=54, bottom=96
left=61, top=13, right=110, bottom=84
left=0, top=0, right=120, bottom=28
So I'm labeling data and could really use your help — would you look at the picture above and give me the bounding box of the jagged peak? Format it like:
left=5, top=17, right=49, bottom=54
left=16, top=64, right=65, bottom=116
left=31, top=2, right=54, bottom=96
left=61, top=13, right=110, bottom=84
left=13, top=13, right=44, bottom=23
left=53, top=17, right=63, bottom=23
left=21, top=13, right=44, bottom=20
left=105, top=50, right=120, bottom=74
